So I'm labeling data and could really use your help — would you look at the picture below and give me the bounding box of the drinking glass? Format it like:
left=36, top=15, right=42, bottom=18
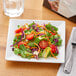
left=3, top=0, right=24, bottom=17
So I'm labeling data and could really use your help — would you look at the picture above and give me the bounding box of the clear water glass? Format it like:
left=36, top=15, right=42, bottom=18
left=3, top=0, right=24, bottom=17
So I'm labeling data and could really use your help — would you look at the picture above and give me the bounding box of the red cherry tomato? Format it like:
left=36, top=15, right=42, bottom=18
left=15, top=27, right=27, bottom=33
left=50, top=32, right=56, bottom=35
left=18, top=42, right=26, bottom=48
left=50, top=45, right=56, bottom=53
left=15, top=28, right=22, bottom=33
left=26, top=34, right=34, bottom=40
left=39, top=40, right=49, bottom=49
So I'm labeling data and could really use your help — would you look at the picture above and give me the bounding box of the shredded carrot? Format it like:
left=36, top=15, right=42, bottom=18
left=31, top=30, right=37, bottom=36
left=34, top=43, right=40, bottom=52
left=31, top=47, right=37, bottom=49
left=37, top=24, right=40, bottom=27
left=36, top=32, right=45, bottom=35
left=26, top=41, right=29, bottom=44
left=50, top=48, right=57, bottom=59
left=44, top=31, right=46, bottom=34
left=25, top=33, right=28, bottom=35
left=26, top=54, right=29, bottom=56
left=24, top=43, right=27, bottom=45
left=48, top=41, right=51, bottom=45
left=46, top=37, right=51, bottom=45
left=37, top=25, right=57, bottom=34
left=42, top=26, right=57, bottom=34
left=31, top=30, right=34, bottom=33
left=37, top=25, right=42, bottom=27
left=31, top=55, right=34, bottom=58
left=25, top=46, right=30, bottom=48
left=16, top=32, right=22, bottom=36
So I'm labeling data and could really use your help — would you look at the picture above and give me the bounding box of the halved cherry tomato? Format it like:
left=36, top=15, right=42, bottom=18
left=50, top=45, right=56, bottom=53
left=39, top=40, right=49, bottom=49
left=15, top=27, right=27, bottom=33
left=50, top=32, right=56, bottom=35
left=26, top=34, right=34, bottom=40
left=15, top=28, right=22, bottom=33
left=18, top=42, right=26, bottom=48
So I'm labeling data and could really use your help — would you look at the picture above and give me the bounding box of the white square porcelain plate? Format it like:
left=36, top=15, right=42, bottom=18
left=5, top=19, right=65, bottom=63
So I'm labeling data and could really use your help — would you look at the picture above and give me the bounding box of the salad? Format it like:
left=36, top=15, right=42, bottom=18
left=11, top=22, right=62, bottom=59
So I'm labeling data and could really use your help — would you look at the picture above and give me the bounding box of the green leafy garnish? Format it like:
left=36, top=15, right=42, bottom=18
left=57, top=39, right=62, bottom=46
left=26, top=48, right=32, bottom=53
left=46, top=24, right=58, bottom=32
left=19, top=44, right=26, bottom=51
left=39, top=28, right=43, bottom=31
left=38, top=50, right=43, bottom=58
left=24, top=27, right=34, bottom=34
left=14, top=48, right=21, bottom=55
left=46, top=32, right=52, bottom=36
left=21, top=51, right=32, bottom=58
left=28, top=42, right=35, bottom=47
left=34, top=38, right=41, bottom=44
left=49, top=36, right=54, bottom=43
left=29, top=27, right=33, bottom=32
left=53, top=35, right=60, bottom=39
left=24, top=30, right=28, bottom=33
left=19, top=45, right=33, bottom=57
left=17, top=25, right=20, bottom=28
left=28, top=22, right=35, bottom=27
left=51, top=53, right=58, bottom=57
left=13, top=36, right=17, bottom=41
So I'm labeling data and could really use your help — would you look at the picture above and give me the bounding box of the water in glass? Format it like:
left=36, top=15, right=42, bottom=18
left=3, top=0, right=24, bottom=17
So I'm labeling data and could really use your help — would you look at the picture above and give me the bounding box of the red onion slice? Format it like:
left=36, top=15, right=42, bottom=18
left=56, top=46, right=59, bottom=54
left=44, top=24, right=46, bottom=27
left=36, top=27, right=39, bottom=32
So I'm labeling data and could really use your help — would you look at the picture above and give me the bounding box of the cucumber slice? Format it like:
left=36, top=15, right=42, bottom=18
left=42, top=47, right=51, bottom=58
